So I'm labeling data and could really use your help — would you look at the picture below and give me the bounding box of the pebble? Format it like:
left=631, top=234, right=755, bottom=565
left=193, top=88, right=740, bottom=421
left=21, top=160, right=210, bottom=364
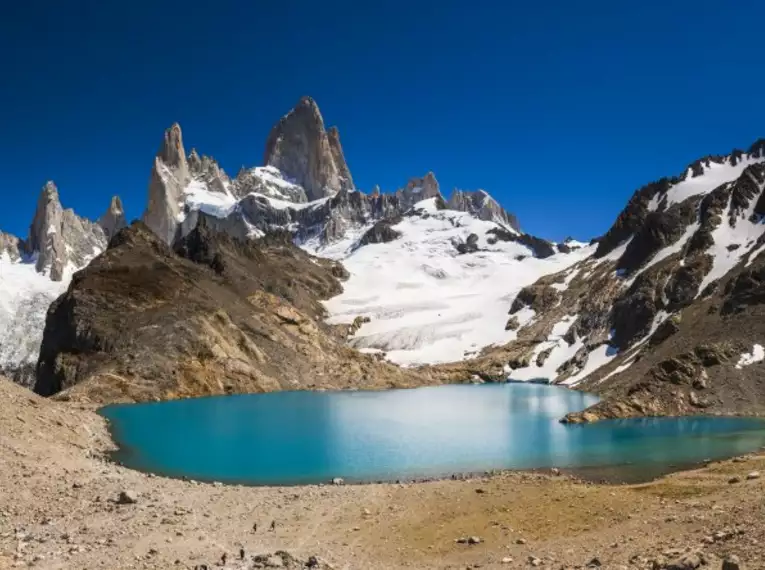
left=728, top=476, right=743, bottom=484
left=501, top=557, right=513, bottom=564
left=516, top=538, right=527, bottom=545
left=528, top=555, right=542, bottom=567
left=722, top=555, right=742, bottom=570
left=116, top=490, right=139, bottom=504
left=746, top=471, right=760, bottom=480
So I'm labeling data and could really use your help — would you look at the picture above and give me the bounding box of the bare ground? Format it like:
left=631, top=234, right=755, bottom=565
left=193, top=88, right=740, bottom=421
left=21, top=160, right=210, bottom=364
left=1, top=377, right=764, bottom=570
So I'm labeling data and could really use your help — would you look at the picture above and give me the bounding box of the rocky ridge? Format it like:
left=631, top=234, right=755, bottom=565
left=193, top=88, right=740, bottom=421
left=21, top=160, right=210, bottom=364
left=33, top=221, right=430, bottom=402
left=0, top=183, right=123, bottom=387
left=452, top=140, right=765, bottom=422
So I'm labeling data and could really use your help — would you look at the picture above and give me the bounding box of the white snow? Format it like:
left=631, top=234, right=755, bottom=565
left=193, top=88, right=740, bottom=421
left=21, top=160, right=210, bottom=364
left=560, top=343, right=619, bottom=386
left=599, top=356, right=638, bottom=383
left=322, top=199, right=594, bottom=366
left=507, top=315, right=582, bottom=382
left=182, top=180, right=238, bottom=220
left=697, top=188, right=765, bottom=294
left=0, top=253, right=71, bottom=377
left=735, top=344, right=765, bottom=369
left=551, top=268, right=580, bottom=291
left=661, top=156, right=763, bottom=209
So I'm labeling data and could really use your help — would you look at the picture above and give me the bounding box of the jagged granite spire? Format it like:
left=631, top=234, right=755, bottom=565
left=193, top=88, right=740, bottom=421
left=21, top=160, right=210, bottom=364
left=28, top=182, right=66, bottom=280
left=26, top=181, right=107, bottom=281
left=98, top=195, right=127, bottom=240
left=142, top=123, right=190, bottom=245
left=263, top=96, right=354, bottom=201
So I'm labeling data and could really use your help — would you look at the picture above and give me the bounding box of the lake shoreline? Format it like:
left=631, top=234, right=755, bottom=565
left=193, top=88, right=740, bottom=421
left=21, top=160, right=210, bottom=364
left=4, top=376, right=765, bottom=569
left=96, top=383, right=765, bottom=488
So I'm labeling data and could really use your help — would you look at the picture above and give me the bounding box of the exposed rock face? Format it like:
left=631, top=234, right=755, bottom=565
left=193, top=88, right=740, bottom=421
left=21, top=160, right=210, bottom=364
left=142, top=123, right=190, bottom=245
left=98, top=196, right=127, bottom=240
left=34, top=222, right=429, bottom=402
left=395, top=172, right=441, bottom=211
left=188, top=149, right=230, bottom=195
left=356, top=218, right=403, bottom=248
left=509, top=283, right=561, bottom=314
left=233, top=166, right=308, bottom=203
left=448, top=189, right=520, bottom=231
left=27, top=182, right=107, bottom=281
left=264, top=96, right=353, bottom=201
left=0, top=230, right=22, bottom=260
left=486, top=227, right=556, bottom=259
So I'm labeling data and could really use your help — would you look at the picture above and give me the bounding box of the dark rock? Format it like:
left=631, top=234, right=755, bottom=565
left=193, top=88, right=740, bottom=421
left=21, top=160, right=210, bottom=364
left=536, top=347, right=553, bottom=366
left=509, top=284, right=561, bottom=314
left=649, top=314, right=681, bottom=346
left=356, top=218, right=402, bottom=248
left=505, top=316, right=520, bottom=331
left=616, top=198, right=699, bottom=275
left=117, top=490, right=138, bottom=504
left=486, top=227, right=556, bottom=258
left=456, top=233, right=480, bottom=254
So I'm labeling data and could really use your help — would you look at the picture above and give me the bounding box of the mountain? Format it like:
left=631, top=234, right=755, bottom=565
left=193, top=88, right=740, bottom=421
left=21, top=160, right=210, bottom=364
left=5, top=94, right=765, bottom=420
left=0, top=183, right=123, bottom=387
left=439, top=140, right=765, bottom=421
left=34, top=221, right=427, bottom=402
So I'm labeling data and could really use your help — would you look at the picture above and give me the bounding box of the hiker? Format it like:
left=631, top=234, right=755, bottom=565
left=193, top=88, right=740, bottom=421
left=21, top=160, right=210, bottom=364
left=220, top=552, right=227, bottom=566
left=269, top=520, right=276, bottom=532
left=252, top=522, right=257, bottom=532
left=240, top=548, right=245, bottom=560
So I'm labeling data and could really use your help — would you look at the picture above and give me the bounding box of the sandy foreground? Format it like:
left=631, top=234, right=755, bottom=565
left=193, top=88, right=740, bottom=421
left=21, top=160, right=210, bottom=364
left=1, top=378, right=764, bottom=570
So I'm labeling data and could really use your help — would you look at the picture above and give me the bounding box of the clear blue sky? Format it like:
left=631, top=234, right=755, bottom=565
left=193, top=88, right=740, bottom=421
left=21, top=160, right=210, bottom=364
left=2, top=0, right=764, bottom=241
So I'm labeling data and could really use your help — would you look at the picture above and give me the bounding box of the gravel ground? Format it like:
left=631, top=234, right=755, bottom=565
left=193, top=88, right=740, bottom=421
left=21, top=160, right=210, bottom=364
left=1, top=377, right=763, bottom=569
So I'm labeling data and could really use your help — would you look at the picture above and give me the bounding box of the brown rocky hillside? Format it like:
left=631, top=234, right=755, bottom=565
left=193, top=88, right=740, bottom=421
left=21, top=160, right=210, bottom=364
left=34, top=220, right=431, bottom=403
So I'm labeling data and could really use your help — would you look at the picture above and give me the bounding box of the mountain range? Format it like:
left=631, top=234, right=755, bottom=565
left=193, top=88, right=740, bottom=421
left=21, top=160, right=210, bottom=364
left=3, top=96, right=765, bottom=421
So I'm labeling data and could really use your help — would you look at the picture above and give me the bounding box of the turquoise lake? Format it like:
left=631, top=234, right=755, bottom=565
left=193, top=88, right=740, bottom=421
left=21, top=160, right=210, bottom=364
left=100, top=384, right=765, bottom=485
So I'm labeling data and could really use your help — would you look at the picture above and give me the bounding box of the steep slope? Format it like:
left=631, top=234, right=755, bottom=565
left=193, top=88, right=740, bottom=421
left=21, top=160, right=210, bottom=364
left=0, top=183, right=118, bottom=387
left=34, top=221, right=429, bottom=403
left=467, top=140, right=765, bottom=419
left=319, top=197, right=591, bottom=366
left=134, top=98, right=588, bottom=373
left=263, top=96, right=354, bottom=200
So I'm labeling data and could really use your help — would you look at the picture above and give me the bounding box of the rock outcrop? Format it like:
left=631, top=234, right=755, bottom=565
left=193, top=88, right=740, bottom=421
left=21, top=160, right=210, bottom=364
left=0, top=230, right=21, bottom=260
left=395, top=172, right=442, bottom=211
left=142, top=123, right=190, bottom=245
left=449, top=189, right=520, bottom=231
left=264, top=96, right=354, bottom=201
left=98, top=196, right=127, bottom=240
left=34, top=222, right=429, bottom=403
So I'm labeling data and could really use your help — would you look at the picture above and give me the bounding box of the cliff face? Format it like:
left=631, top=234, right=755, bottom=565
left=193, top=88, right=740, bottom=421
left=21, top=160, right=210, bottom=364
left=263, top=97, right=354, bottom=201
left=34, top=222, right=430, bottom=403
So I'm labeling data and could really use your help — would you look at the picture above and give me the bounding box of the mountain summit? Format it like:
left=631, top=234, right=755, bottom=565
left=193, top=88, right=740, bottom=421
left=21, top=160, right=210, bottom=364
left=263, top=96, right=355, bottom=201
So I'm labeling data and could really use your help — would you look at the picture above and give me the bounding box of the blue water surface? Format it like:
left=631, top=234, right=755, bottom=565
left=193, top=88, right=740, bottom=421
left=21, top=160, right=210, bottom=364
left=100, top=384, right=765, bottom=485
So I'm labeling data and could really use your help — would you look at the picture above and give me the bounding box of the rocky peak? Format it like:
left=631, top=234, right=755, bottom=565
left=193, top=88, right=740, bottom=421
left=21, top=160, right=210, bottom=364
left=25, top=181, right=107, bottom=281
left=98, top=196, right=127, bottom=240
left=396, top=172, right=443, bottom=210
left=27, top=181, right=66, bottom=279
left=142, top=123, right=191, bottom=245
left=188, top=149, right=230, bottom=195
left=157, top=122, right=188, bottom=174
left=448, top=188, right=520, bottom=231
left=263, top=96, right=354, bottom=201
